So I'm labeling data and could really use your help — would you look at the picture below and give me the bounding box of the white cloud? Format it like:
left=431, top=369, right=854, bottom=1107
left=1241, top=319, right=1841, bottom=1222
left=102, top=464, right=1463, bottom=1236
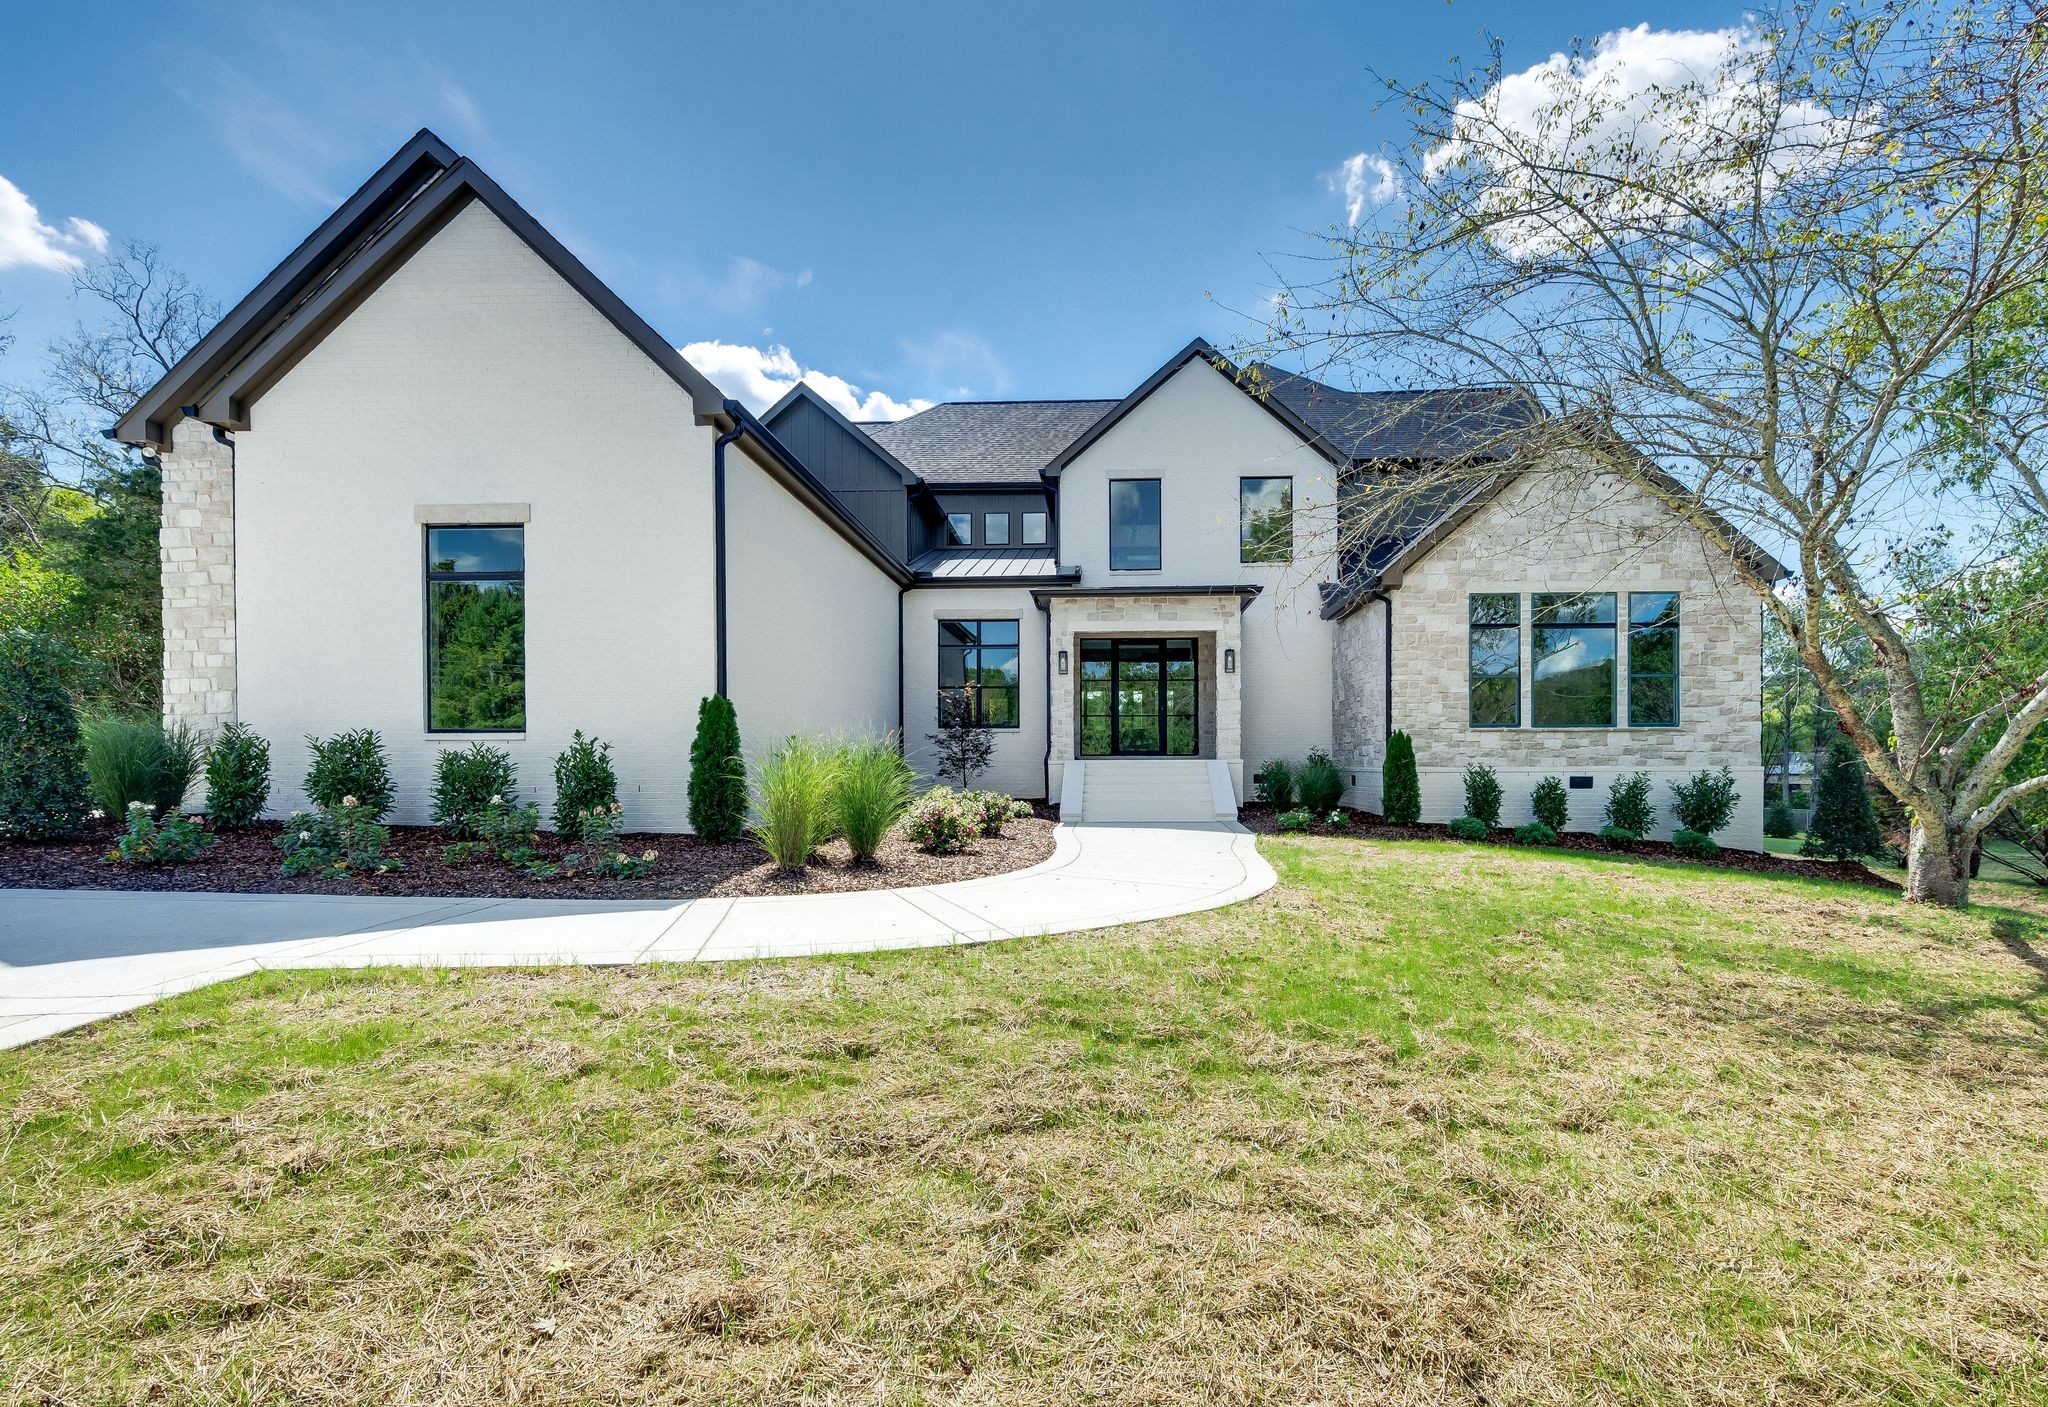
left=1425, top=23, right=1862, bottom=257
left=0, top=176, right=106, bottom=273
left=1333, top=152, right=1401, bottom=223
left=681, top=341, right=933, bottom=422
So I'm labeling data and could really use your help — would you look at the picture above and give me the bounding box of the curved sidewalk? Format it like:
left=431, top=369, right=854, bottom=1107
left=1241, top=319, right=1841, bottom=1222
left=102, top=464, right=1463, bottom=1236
left=0, top=822, right=1275, bottom=1050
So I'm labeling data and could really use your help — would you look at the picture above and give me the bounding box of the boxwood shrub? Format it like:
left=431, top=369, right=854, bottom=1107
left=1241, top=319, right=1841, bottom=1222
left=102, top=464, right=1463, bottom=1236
left=1446, top=815, right=1489, bottom=841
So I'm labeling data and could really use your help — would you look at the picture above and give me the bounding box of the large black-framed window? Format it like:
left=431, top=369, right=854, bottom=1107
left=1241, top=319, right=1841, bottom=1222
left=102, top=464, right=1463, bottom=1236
left=983, top=511, right=1010, bottom=546
left=1628, top=592, right=1680, bottom=727
left=1532, top=592, right=1617, bottom=728
left=425, top=525, right=525, bottom=733
left=1109, top=478, right=1162, bottom=571
left=1021, top=510, right=1049, bottom=546
left=1468, top=593, right=1520, bottom=728
left=938, top=619, right=1020, bottom=729
left=944, top=512, right=973, bottom=547
left=1239, top=476, right=1293, bottom=563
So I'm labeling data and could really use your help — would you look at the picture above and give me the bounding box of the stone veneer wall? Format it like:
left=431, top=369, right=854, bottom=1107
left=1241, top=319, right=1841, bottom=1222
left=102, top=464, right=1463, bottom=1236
left=1331, top=596, right=1389, bottom=809
left=1333, top=471, right=1767, bottom=847
left=159, top=417, right=237, bottom=735
left=1046, top=595, right=1245, bottom=800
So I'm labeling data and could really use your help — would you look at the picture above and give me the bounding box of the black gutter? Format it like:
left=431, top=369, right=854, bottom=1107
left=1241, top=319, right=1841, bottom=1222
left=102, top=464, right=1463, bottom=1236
left=712, top=417, right=743, bottom=697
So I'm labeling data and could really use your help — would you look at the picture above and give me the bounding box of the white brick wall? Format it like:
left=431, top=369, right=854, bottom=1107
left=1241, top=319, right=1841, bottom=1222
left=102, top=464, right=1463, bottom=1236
left=230, top=201, right=719, bottom=830
left=902, top=586, right=1049, bottom=797
left=1334, top=471, right=1766, bottom=847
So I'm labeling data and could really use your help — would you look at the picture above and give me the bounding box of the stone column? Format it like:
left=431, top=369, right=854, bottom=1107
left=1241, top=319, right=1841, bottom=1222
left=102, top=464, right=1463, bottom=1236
left=159, top=418, right=236, bottom=734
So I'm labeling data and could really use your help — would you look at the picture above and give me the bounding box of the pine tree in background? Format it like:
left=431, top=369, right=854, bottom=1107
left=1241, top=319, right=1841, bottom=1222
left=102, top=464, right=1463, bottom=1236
left=688, top=695, right=747, bottom=843
left=1382, top=730, right=1421, bottom=825
left=1802, top=735, right=1884, bottom=860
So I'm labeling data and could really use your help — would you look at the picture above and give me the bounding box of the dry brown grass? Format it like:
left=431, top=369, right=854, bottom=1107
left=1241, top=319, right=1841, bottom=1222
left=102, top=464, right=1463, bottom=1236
left=3, top=838, right=2046, bottom=1404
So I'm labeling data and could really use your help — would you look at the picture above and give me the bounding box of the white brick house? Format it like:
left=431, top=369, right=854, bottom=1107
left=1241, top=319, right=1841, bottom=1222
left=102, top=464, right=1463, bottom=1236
left=118, top=130, right=1780, bottom=847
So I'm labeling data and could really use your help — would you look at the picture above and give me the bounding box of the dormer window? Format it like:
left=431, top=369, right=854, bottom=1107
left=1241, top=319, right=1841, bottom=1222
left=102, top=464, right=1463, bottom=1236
left=984, top=512, right=1010, bottom=546
left=1021, top=510, right=1048, bottom=546
left=945, top=512, right=972, bottom=547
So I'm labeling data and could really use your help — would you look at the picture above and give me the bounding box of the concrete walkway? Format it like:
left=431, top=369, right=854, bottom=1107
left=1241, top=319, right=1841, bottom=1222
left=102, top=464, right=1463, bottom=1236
left=0, top=822, right=1274, bottom=1050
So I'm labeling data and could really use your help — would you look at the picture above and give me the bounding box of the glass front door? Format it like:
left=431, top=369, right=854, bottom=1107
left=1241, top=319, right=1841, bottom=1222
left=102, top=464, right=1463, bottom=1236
left=1078, top=638, right=1198, bottom=757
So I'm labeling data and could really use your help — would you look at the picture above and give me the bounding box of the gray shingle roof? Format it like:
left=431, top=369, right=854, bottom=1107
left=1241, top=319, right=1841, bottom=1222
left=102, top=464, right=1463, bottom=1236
left=861, top=400, right=1118, bottom=484
left=1251, top=369, right=1538, bottom=462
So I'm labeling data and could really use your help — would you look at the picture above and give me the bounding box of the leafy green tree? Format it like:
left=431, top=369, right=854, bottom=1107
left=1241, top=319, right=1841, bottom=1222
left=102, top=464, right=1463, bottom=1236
left=1251, top=0, right=2048, bottom=903
left=688, top=695, right=747, bottom=842
left=0, top=631, right=91, bottom=839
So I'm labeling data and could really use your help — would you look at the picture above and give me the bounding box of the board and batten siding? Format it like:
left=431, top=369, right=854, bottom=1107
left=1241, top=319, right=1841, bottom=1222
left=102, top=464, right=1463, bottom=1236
left=1056, top=358, right=1340, bottom=779
left=1334, top=470, right=1766, bottom=848
left=229, top=200, right=717, bottom=830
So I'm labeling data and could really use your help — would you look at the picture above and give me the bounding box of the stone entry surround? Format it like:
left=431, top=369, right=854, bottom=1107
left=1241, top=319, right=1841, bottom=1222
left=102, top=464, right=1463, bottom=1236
left=159, top=418, right=237, bottom=735
left=1044, top=593, right=1245, bottom=802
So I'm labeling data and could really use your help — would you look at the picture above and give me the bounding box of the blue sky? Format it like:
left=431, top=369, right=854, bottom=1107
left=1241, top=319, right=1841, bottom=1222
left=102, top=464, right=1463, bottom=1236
left=1, top=0, right=1747, bottom=418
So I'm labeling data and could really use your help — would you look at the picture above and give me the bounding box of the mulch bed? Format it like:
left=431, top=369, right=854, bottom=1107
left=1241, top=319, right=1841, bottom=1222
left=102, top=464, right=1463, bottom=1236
left=1238, top=804, right=1902, bottom=891
left=0, top=808, right=1060, bottom=901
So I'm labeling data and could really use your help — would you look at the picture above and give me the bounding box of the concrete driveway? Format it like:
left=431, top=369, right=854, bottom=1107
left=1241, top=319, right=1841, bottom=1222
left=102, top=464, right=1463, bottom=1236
left=0, top=822, right=1274, bottom=1050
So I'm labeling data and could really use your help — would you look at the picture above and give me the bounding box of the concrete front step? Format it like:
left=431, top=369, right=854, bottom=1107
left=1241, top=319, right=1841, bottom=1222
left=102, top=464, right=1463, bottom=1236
left=1080, top=759, right=1235, bottom=822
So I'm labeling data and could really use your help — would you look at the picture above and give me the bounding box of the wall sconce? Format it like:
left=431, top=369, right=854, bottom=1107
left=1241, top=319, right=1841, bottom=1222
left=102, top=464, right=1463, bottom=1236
left=1223, top=648, right=1237, bottom=674
left=1057, top=649, right=1070, bottom=675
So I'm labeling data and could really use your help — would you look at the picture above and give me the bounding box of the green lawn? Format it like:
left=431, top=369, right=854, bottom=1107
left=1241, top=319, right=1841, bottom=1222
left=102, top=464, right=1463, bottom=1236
left=1764, top=832, right=2048, bottom=890
left=5, top=840, right=2047, bottom=1404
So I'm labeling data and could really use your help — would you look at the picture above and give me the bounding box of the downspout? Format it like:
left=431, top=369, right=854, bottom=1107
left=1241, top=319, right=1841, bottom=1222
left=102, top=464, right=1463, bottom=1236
left=897, top=582, right=909, bottom=747
left=712, top=410, right=744, bottom=698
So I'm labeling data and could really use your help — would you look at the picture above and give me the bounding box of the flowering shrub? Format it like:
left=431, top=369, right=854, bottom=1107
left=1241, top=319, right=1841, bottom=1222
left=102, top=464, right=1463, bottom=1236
left=275, top=797, right=403, bottom=878
left=304, top=730, right=395, bottom=822
left=962, top=789, right=1032, bottom=838
left=1324, top=809, right=1351, bottom=830
left=1277, top=808, right=1315, bottom=832
left=552, top=732, right=618, bottom=839
left=441, top=795, right=542, bottom=866
left=105, top=802, right=213, bottom=866
left=529, top=801, right=654, bottom=880
left=432, top=743, right=518, bottom=838
left=904, top=788, right=979, bottom=853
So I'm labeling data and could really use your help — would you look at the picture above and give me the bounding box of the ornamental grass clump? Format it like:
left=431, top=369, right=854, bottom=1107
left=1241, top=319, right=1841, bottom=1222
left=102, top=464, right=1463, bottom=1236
left=304, top=730, right=394, bottom=823
left=751, top=736, right=841, bottom=871
left=431, top=743, right=518, bottom=838
left=552, top=731, right=618, bottom=840
left=203, top=722, right=270, bottom=829
left=275, top=798, right=402, bottom=878
left=83, top=716, right=204, bottom=817
left=105, top=802, right=212, bottom=866
left=904, top=787, right=979, bottom=854
left=833, top=737, right=913, bottom=863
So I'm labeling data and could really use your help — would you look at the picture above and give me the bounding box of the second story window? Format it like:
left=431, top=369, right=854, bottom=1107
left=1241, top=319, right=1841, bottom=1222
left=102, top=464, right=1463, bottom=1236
left=1109, top=478, right=1161, bottom=571
left=945, top=511, right=972, bottom=547
left=984, top=511, right=1010, bottom=546
left=1239, top=477, right=1293, bottom=563
left=1021, top=510, right=1048, bottom=546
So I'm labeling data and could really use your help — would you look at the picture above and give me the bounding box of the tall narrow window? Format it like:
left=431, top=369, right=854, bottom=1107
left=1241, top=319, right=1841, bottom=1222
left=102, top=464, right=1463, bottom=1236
left=1021, top=510, right=1049, bottom=546
left=1628, top=592, right=1680, bottom=727
left=1109, top=479, right=1161, bottom=570
left=426, top=525, right=525, bottom=732
left=1532, top=592, right=1617, bottom=727
left=938, top=619, right=1020, bottom=728
left=1468, top=593, right=1520, bottom=727
left=983, top=511, right=1011, bottom=546
left=944, top=512, right=972, bottom=547
left=1239, top=476, right=1293, bottom=563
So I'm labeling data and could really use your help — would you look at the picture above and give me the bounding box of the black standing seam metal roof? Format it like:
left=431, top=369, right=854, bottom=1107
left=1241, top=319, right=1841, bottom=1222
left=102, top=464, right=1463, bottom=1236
left=908, top=547, right=1077, bottom=581
left=860, top=400, right=1118, bottom=485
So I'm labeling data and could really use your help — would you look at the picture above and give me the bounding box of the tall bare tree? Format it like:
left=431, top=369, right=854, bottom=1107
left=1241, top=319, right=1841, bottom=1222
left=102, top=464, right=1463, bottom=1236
left=1248, top=0, right=2048, bottom=904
